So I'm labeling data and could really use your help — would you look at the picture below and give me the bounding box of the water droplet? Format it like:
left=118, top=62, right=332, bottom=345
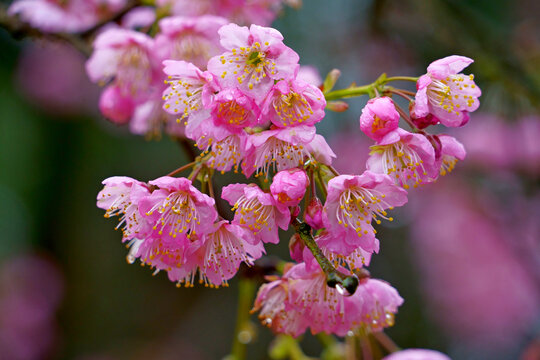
left=385, top=313, right=395, bottom=326
left=262, top=318, right=272, bottom=326
left=238, top=330, right=252, bottom=344
left=347, top=330, right=354, bottom=337
left=336, top=283, right=354, bottom=296
left=126, top=254, right=136, bottom=264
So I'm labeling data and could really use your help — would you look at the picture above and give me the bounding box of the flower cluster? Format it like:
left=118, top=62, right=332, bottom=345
left=162, top=23, right=331, bottom=177
left=97, top=176, right=264, bottom=287
left=4, top=0, right=487, bottom=357
left=7, top=0, right=296, bottom=136
left=8, top=0, right=128, bottom=33
left=93, top=19, right=481, bottom=349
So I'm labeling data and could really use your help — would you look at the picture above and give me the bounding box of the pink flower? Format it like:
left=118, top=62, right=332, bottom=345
left=308, top=230, right=372, bottom=271
left=296, top=65, right=322, bottom=86
left=221, top=183, right=290, bottom=244
left=188, top=221, right=265, bottom=287
left=305, top=134, right=337, bottom=166
left=217, top=0, right=283, bottom=26
left=15, top=42, right=98, bottom=116
left=413, top=55, right=481, bottom=127
left=8, top=0, right=126, bottom=33
left=157, top=0, right=283, bottom=26
left=252, top=275, right=309, bottom=336
left=359, top=97, right=400, bottom=142
left=211, top=88, right=260, bottom=131
left=252, top=262, right=403, bottom=337
left=366, top=128, right=436, bottom=189
left=129, top=95, right=182, bottom=137
left=0, top=254, right=64, bottom=360
left=207, top=23, right=299, bottom=101
left=97, top=176, right=152, bottom=242
left=270, top=168, right=309, bottom=207
left=155, top=15, right=227, bottom=69
left=260, top=79, right=326, bottom=128
left=205, top=133, right=247, bottom=173
left=436, top=134, right=466, bottom=176
left=139, top=176, right=218, bottom=241
left=305, top=198, right=324, bottom=230
left=383, top=349, right=451, bottom=360
left=131, top=236, right=196, bottom=284
left=323, top=172, right=408, bottom=254
left=242, top=125, right=316, bottom=178
left=98, top=85, right=136, bottom=124
left=342, top=277, right=403, bottom=333
left=162, top=60, right=218, bottom=139
left=86, top=28, right=158, bottom=101
left=121, top=6, right=156, bottom=30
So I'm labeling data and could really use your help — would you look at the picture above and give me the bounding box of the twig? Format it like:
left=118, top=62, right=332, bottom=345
left=394, top=103, right=420, bottom=133
left=166, top=161, right=195, bottom=177
left=292, top=219, right=359, bottom=294
left=373, top=332, right=401, bottom=354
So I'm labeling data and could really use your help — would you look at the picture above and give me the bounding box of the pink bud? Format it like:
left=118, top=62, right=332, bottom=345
left=99, top=85, right=135, bottom=125
left=270, top=168, right=309, bottom=207
left=409, top=101, right=439, bottom=129
left=359, top=97, right=399, bottom=142
left=305, top=198, right=324, bottom=229
left=326, top=101, right=349, bottom=112
left=289, top=233, right=305, bottom=262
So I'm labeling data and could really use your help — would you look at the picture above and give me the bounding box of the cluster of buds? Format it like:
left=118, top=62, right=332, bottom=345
left=96, top=15, right=482, bottom=340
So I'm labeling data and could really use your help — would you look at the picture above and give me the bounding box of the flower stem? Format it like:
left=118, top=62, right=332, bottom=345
left=373, top=332, right=401, bottom=354
left=166, top=161, right=196, bottom=177
left=324, top=74, right=419, bottom=102
left=315, top=170, right=328, bottom=199
left=324, top=164, right=340, bottom=177
left=387, top=87, right=414, bottom=102
left=394, top=104, right=420, bottom=133
left=230, top=278, right=257, bottom=360
left=292, top=219, right=359, bottom=295
left=385, top=76, right=419, bottom=83
left=324, top=84, right=376, bottom=101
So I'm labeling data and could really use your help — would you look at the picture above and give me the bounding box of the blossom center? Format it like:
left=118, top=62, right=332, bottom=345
left=273, top=92, right=313, bottom=126
left=336, top=187, right=394, bottom=237
left=370, top=143, right=428, bottom=189
left=233, top=195, right=273, bottom=233
left=146, top=191, right=200, bottom=238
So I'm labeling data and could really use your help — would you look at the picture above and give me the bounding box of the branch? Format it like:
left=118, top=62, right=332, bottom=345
left=292, top=219, right=359, bottom=295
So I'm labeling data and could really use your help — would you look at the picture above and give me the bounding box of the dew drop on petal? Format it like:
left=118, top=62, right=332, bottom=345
left=126, top=254, right=136, bottom=264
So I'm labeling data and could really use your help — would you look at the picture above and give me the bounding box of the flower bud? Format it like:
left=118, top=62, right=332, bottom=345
left=409, top=101, right=439, bottom=129
left=99, top=85, right=135, bottom=125
left=326, top=101, right=349, bottom=112
left=305, top=198, right=324, bottom=229
left=270, top=168, right=309, bottom=207
left=323, top=68, right=341, bottom=92
left=359, top=97, right=399, bottom=142
left=289, top=233, right=305, bottom=262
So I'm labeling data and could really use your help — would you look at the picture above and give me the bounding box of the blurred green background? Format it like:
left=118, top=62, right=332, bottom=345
left=0, top=0, right=538, bottom=359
